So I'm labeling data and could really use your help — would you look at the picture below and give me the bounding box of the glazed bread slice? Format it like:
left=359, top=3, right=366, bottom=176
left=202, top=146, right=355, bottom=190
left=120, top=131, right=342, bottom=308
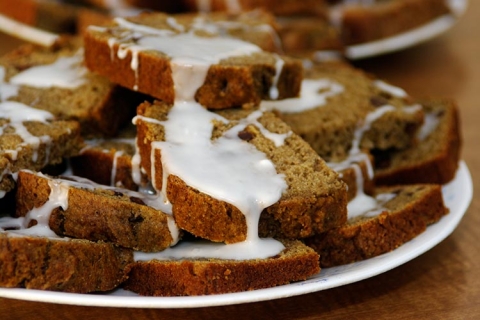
left=268, top=61, right=424, bottom=162
left=15, top=170, right=178, bottom=252
left=305, top=184, right=448, bottom=267
left=327, top=0, right=453, bottom=45
left=373, top=98, right=461, bottom=185
left=0, top=37, right=145, bottom=137
left=0, top=106, right=83, bottom=197
left=0, top=232, right=132, bottom=293
left=83, top=12, right=303, bottom=110
left=136, top=100, right=348, bottom=243
left=123, top=239, right=320, bottom=296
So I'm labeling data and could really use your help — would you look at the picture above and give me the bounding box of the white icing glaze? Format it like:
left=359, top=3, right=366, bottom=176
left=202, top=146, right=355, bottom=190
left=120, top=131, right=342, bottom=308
left=260, top=78, right=344, bottom=114
left=134, top=237, right=284, bottom=261
left=417, top=111, right=441, bottom=141
left=269, top=56, right=284, bottom=100
left=15, top=178, right=69, bottom=237
left=0, top=100, right=53, bottom=123
left=111, top=150, right=125, bottom=187
left=0, top=101, right=54, bottom=162
left=445, top=0, right=468, bottom=17
left=373, top=80, right=407, bottom=98
left=9, top=52, right=87, bottom=89
left=223, top=110, right=291, bottom=147
left=0, top=66, right=19, bottom=101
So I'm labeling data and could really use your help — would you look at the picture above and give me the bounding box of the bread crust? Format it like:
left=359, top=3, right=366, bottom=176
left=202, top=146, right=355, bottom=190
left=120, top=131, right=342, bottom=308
left=83, top=12, right=303, bottom=109
left=305, top=184, right=448, bottom=267
left=0, top=233, right=132, bottom=293
left=123, top=239, right=320, bottom=296
left=136, top=100, right=348, bottom=243
left=15, top=171, right=175, bottom=252
left=374, top=99, right=461, bottom=185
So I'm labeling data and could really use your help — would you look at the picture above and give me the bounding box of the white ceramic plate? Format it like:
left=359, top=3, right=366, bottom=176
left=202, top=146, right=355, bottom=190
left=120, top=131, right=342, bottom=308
left=0, top=161, right=472, bottom=308
left=345, top=0, right=468, bottom=59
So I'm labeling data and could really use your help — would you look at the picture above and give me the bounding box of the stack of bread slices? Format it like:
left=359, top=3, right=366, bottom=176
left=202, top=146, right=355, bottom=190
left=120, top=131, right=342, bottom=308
left=0, top=10, right=458, bottom=296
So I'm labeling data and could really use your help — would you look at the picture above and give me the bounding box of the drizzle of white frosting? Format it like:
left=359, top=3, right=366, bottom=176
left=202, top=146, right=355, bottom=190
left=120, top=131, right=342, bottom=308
left=0, top=101, right=54, bottom=162
left=0, top=66, right=19, bottom=101
left=417, top=111, right=441, bottom=141
left=445, top=0, right=468, bottom=17
left=223, top=110, right=291, bottom=147
left=328, top=105, right=398, bottom=219
left=373, top=80, right=407, bottom=98
left=9, top=52, right=87, bottom=89
left=18, top=179, right=69, bottom=237
left=134, top=237, right=283, bottom=261
left=111, top=150, right=125, bottom=187
left=135, top=100, right=287, bottom=259
left=260, top=78, right=344, bottom=113
left=269, top=56, right=284, bottom=100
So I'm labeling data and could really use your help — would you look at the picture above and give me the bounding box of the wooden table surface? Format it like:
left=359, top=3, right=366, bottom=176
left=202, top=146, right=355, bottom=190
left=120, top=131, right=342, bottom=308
left=0, top=2, right=479, bottom=319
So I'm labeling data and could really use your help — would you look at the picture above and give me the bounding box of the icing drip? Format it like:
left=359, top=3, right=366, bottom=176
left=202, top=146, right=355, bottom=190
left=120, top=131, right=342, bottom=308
left=134, top=237, right=284, bottom=261
left=19, top=179, right=69, bottom=237
left=373, top=80, right=407, bottom=98
left=0, top=176, right=68, bottom=237
left=261, top=78, right=344, bottom=113
left=328, top=105, right=398, bottom=219
left=223, top=110, right=291, bottom=147
left=417, top=111, right=441, bottom=141
left=269, top=56, right=284, bottom=100
left=9, top=51, right=87, bottom=89
left=445, top=0, right=468, bottom=17
left=111, top=150, right=125, bottom=187
left=136, top=101, right=287, bottom=259
left=0, top=101, right=54, bottom=162
left=0, top=66, right=19, bottom=101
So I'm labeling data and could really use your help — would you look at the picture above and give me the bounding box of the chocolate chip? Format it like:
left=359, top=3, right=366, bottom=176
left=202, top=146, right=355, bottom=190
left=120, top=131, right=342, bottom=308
left=238, top=129, right=254, bottom=141
left=128, top=214, right=144, bottom=223
left=129, top=196, right=145, bottom=206
left=370, top=95, right=389, bottom=107
left=113, top=191, right=124, bottom=197
left=373, top=151, right=392, bottom=169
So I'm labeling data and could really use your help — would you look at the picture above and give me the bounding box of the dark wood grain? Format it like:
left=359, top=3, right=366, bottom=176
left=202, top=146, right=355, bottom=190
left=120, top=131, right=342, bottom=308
left=1, top=2, right=480, bottom=319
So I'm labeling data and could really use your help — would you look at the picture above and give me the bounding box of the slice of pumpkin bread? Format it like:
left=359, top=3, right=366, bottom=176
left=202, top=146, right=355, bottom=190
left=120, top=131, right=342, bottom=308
left=0, top=101, right=83, bottom=197
left=373, top=98, right=461, bottom=185
left=305, top=184, right=448, bottom=267
left=263, top=60, right=425, bottom=162
left=0, top=231, right=132, bottom=293
left=15, top=170, right=179, bottom=252
left=0, top=37, right=144, bottom=137
left=83, top=12, right=303, bottom=109
left=135, top=99, right=348, bottom=244
left=123, top=239, right=319, bottom=296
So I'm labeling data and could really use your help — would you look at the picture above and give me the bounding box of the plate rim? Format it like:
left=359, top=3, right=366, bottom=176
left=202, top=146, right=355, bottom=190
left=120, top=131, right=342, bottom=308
left=345, top=0, right=468, bottom=60
left=0, top=161, right=473, bottom=308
